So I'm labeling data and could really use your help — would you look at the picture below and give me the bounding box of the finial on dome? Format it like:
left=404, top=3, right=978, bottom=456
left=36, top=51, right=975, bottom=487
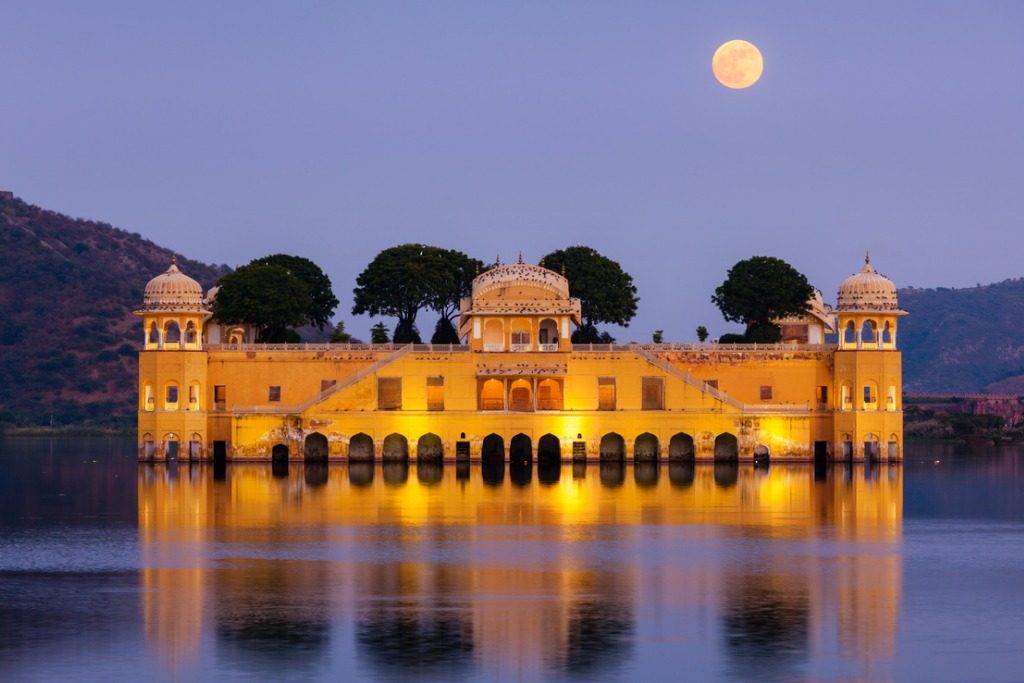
left=865, top=251, right=870, bottom=265
left=539, top=257, right=545, bottom=268
left=517, top=251, right=523, bottom=264
left=495, top=254, right=501, bottom=266
left=171, top=254, right=177, bottom=265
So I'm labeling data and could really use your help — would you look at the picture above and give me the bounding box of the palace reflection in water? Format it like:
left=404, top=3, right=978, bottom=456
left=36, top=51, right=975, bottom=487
left=138, top=460, right=902, bottom=680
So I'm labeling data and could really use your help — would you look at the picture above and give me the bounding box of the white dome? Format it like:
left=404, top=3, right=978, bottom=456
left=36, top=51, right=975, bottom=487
left=471, top=261, right=570, bottom=300
left=140, top=259, right=206, bottom=312
left=836, top=256, right=901, bottom=312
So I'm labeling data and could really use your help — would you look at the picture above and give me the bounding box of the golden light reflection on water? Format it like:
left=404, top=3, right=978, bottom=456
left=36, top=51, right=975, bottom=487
left=138, top=462, right=902, bottom=679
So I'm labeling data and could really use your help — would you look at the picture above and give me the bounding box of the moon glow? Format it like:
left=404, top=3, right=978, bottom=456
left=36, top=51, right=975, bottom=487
left=712, top=40, right=764, bottom=89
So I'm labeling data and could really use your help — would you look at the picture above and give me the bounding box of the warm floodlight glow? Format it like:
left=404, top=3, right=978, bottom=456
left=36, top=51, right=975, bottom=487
left=712, top=39, right=764, bottom=89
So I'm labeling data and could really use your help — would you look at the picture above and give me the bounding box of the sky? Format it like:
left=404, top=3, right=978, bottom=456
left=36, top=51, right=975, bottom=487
left=3, top=1, right=1024, bottom=341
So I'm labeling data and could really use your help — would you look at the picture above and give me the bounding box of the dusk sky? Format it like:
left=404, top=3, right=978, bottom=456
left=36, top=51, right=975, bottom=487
left=4, top=1, right=1023, bottom=341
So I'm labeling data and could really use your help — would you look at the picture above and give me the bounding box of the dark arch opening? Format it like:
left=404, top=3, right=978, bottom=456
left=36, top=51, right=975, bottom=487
left=304, top=433, right=328, bottom=462
left=714, top=433, right=739, bottom=462
left=669, top=433, right=695, bottom=462
left=599, top=433, right=625, bottom=462
left=510, top=433, right=532, bottom=464
left=537, top=434, right=561, bottom=484
left=634, top=433, right=659, bottom=462
left=481, top=433, right=504, bottom=465
left=417, top=433, right=443, bottom=462
left=382, top=433, right=409, bottom=462
left=272, top=443, right=289, bottom=462
left=753, top=444, right=770, bottom=468
left=349, top=433, right=374, bottom=462
left=481, top=433, right=504, bottom=486
left=634, top=462, right=659, bottom=488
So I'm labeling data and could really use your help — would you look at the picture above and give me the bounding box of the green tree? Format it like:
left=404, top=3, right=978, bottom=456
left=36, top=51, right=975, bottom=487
left=353, top=244, right=456, bottom=344
left=711, top=256, right=813, bottom=343
left=250, top=254, right=339, bottom=329
left=652, top=330, right=664, bottom=344
left=696, top=325, right=709, bottom=342
left=540, top=246, right=639, bottom=343
left=329, top=321, right=353, bottom=343
left=428, top=249, right=484, bottom=342
left=370, top=321, right=390, bottom=344
left=212, top=263, right=310, bottom=342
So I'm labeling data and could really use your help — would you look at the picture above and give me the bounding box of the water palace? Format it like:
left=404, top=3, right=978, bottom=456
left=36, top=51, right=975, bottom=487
left=135, top=255, right=906, bottom=465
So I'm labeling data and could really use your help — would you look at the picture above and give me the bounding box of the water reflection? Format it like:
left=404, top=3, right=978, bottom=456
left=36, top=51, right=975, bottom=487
left=136, top=461, right=902, bottom=680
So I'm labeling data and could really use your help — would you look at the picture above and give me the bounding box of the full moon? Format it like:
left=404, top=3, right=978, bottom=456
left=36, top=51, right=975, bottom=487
left=712, top=39, right=764, bottom=89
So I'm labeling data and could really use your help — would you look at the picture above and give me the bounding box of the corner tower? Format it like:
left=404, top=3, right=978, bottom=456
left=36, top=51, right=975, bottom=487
left=134, top=258, right=212, bottom=461
left=832, top=255, right=907, bottom=461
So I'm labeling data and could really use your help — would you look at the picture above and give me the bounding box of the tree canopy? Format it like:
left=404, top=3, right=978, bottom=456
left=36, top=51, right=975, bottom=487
left=711, top=256, right=813, bottom=342
left=250, top=254, right=339, bottom=330
left=540, top=246, right=639, bottom=343
left=212, top=263, right=311, bottom=342
left=352, top=244, right=483, bottom=344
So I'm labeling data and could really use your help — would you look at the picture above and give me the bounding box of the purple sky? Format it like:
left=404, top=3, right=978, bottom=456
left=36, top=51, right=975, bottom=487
left=4, top=1, right=1023, bottom=341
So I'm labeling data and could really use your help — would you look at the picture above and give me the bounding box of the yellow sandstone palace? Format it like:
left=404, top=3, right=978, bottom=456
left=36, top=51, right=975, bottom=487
left=136, top=255, right=906, bottom=464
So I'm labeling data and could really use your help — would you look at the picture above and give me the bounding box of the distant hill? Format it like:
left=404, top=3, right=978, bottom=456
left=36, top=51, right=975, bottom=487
left=899, top=279, right=1024, bottom=394
left=3, top=191, right=1023, bottom=428
left=0, top=193, right=230, bottom=428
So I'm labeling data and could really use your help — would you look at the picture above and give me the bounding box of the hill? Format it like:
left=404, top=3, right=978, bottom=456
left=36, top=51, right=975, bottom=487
left=899, top=279, right=1024, bottom=393
left=0, top=193, right=229, bottom=429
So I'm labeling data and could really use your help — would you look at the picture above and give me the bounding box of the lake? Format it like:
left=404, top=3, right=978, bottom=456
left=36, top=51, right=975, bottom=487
left=1, top=437, right=1022, bottom=682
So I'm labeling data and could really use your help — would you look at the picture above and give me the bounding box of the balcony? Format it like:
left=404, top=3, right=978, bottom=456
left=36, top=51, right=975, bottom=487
left=510, top=343, right=531, bottom=352
left=539, top=343, right=558, bottom=352
left=483, top=343, right=504, bottom=352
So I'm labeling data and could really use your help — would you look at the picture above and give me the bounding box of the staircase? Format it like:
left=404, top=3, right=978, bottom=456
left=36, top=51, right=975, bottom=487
left=232, top=344, right=415, bottom=415
left=631, top=346, right=746, bottom=410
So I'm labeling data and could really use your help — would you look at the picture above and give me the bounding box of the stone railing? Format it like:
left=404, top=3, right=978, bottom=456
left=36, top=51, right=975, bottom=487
left=572, top=342, right=837, bottom=353
left=208, top=342, right=470, bottom=352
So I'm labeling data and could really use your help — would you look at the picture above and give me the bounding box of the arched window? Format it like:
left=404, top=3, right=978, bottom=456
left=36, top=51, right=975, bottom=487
left=164, top=321, right=181, bottom=347
left=508, top=378, right=533, bottom=411
left=861, top=320, right=877, bottom=344
left=147, top=323, right=160, bottom=347
left=882, top=321, right=893, bottom=346
left=510, top=319, right=531, bottom=351
left=189, top=381, right=201, bottom=411
left=887, top=433, right=899, bottom=460
left=479, top=379, right=504, bottom=410
left=142, top=433, right=155, bottom=459
left=844, top=321, right=856, bottom=345
left=538, top=318, right=558, bottom=349
left=164, top=381, right=179, bottom=411
left=841, top=382, right=853, bottom=410
left=483, top=320, right=503, bottom=351
left=185, top=321, right=197, bottom=345
left=887, top=384, right=897, bottom=410
left=536, top=378, right=562, bottom=410
left=863, top=381, right=878, bottom=410
left=143, top=382, right=154, bottom=411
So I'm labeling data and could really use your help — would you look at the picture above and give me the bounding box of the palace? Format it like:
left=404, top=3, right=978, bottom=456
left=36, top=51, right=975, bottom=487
left=135, top=255, right=906, bottom=464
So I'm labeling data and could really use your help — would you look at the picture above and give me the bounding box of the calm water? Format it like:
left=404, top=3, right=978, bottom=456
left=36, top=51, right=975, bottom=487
left=1, top=438, right=1022, bottom=682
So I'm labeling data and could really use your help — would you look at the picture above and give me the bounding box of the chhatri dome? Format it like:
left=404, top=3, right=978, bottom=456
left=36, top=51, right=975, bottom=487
left=836, top=254, right=903, bottom=312
left=139, top=257, right=207, bottom=312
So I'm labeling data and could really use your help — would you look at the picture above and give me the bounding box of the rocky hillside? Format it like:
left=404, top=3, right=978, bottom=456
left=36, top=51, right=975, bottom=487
left=0, top=193, right=229, bottom=428
left=899, top=279, right=1024, bottom=394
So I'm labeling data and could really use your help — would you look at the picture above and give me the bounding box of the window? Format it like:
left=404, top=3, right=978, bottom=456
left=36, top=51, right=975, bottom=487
left=760, top=385, right=773, bottom=401
left=214, top=385, right=226, bottom=411
left=841, top=383, right=852, bottom=409
left=143, top=383, right=154, bottom=411
left=816, top=385, right=828, bottom=404
left=864, top=385, right=875, bottom=404
left=426, top=376, right=444, bottom=411
left=598, top=377, right=616, bottom=411
left=479, top=379, right=504, bottom=410
left=188, top=382, right=200, bottom=410
left=320, top=379, right=336, bottom=393
left=641, top=377, right=664, bottom=410
left=268, top=385, right=281, bottom=402
left=166, top=384, right=178, bottom=403
left=887, top=385, right=897, bottom=410
left=378, top=377, right=402, bottom=410
left=537, top=378, right=562, bottom=410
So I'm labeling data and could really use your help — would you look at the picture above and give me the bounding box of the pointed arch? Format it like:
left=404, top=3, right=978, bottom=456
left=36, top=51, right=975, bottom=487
left=634, top=432, right=659, bottom=462
left=713, top=433, right=738, bottom=462
left=382, top=433, right=408, bottom=461
left=348, top=433, right=374, bottom=461
left=669, top=432, right=694, bottom=461
left=599, top=433, right=625, bottom=462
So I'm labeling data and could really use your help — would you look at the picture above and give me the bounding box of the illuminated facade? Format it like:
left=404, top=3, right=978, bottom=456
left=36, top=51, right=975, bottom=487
left=136, top=255, right=906, bottom=463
